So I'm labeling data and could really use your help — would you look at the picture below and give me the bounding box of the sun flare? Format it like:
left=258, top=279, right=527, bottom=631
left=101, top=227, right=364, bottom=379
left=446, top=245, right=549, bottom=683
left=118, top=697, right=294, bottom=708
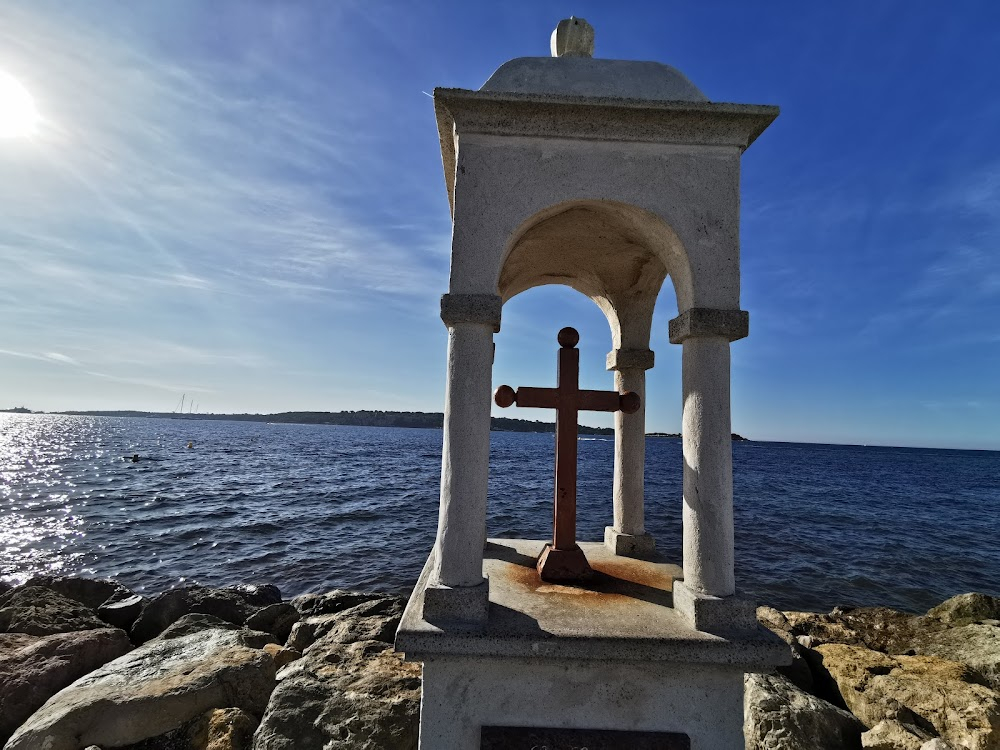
left=0, top=71, right=40, bottom=138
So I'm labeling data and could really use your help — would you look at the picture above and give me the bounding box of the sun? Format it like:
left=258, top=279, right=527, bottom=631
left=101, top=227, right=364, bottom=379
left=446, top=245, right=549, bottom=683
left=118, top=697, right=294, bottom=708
left=0, top=71, right=40, bottom=138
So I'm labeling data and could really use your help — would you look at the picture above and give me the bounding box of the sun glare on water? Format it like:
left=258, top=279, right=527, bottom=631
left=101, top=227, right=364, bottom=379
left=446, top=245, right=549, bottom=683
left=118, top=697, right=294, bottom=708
left=0, top=71, right=40, bottom=138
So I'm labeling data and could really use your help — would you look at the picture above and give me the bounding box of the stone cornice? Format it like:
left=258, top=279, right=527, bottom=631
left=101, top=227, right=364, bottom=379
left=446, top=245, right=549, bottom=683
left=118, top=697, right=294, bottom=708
left=440, top=293, right=502, bottom=333
left=606, top=348, right=655, bottom=371
left=668, top=308, right=749, bottom=344
left=434, top=88, right=778, bottom=216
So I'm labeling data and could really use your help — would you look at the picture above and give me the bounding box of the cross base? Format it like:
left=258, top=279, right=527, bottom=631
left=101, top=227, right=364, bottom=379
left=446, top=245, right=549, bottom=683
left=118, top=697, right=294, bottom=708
left=536, top=543, right=593, bottom=582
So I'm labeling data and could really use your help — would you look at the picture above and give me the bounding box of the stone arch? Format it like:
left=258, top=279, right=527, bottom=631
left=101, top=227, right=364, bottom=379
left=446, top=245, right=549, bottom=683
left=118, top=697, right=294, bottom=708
left=496, top=200, right=694, bottom=349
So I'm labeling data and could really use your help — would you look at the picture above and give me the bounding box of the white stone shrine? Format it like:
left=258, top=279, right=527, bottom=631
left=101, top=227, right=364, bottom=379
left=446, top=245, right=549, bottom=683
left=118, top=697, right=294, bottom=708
left=396, top=17, right=788, bottom=749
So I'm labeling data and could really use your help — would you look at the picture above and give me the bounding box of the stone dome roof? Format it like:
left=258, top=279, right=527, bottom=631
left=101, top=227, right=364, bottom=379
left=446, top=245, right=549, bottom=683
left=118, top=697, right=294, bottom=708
left=481, top=56, right=708, bottom=102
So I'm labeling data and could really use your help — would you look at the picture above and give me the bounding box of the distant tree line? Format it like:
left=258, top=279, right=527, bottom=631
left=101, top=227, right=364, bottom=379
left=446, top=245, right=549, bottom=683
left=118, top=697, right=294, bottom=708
left=51, top=409, right=616, bottom=435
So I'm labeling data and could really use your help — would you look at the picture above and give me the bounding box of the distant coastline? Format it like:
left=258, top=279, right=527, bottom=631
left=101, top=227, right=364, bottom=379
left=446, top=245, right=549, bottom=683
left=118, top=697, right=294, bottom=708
left=1, top=408, right=756, bottom=439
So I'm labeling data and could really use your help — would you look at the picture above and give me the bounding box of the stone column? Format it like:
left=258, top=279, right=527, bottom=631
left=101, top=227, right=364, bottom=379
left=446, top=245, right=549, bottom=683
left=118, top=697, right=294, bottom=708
left=668, top=308, right=757, bottom=633
left=604, top=348, right=656, bottom=558
left=423, top=293, right=501, bottom=625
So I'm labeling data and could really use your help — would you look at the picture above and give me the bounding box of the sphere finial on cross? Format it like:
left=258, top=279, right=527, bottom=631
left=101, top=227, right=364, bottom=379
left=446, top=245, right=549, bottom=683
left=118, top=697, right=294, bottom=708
left=550, top=17, right=594, bottom=58
left=557, top=327, right=580, bottom=348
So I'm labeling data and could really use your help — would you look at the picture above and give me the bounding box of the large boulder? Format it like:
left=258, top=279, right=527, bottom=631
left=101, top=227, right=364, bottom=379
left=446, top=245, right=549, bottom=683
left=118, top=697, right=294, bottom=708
left=3, top=628, right=276, bottom=750
left=290, top=590, right=386, bottom=618
left=286, top=596, right=403, bottom=652
left=784, top=606, right=943, bottom=654
left=814, top=643, right=1000, bottom=750
left=20, top=575, right=132, bottom=611
left=131, top=586, right=280, bottom=644
left=0, top=628, right=133, bottom=743
left=911, top=622, right=1000, bottom=692
left=98, top=593, right=146, bottom=631
left=0, top=586, right=108, bottom=635
left=861, top=719, right=935, bottom=750
left=928, top=594, right=1000, bottom=627
left=757, top=606, right=814, bottom=692
left=252, top=639, right=420, bottom=750
left=188, top=707, right=259, bottom=750
left=743, top=672, right=864, bottom=750
left=245, top=603, right=299, bottom=644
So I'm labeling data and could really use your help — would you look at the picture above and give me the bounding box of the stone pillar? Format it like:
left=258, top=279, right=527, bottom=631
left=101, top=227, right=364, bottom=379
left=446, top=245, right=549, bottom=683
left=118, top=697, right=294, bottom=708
left=424, top=293, right=501, bottom=625
left=668, top=308, right=757, bottom=633
left=604, top=348, right=656, bottom=558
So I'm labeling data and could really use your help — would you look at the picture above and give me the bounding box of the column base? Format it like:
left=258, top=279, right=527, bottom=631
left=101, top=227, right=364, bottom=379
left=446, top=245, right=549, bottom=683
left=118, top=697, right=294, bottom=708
left=536, top=544, right=593, bottom=582
left=604, top=526, right=656, bottom=559
left=421, top=578, right=489, bottom=629
left=672, top=580, right=757, bottom=635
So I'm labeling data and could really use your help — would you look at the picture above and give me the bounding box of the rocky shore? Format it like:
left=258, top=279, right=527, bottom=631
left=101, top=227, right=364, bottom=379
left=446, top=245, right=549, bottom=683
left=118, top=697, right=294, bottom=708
left=1, top=575, right=998, bottom=749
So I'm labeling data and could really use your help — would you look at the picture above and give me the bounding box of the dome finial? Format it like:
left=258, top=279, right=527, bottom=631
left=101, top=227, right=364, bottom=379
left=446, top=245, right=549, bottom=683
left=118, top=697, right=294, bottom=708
left=550, top=17, right=594, bottom=58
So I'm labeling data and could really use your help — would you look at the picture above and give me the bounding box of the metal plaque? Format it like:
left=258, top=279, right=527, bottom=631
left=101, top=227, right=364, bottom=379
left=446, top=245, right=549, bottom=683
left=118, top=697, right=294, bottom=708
left=480, top=726, right=691, bottom=750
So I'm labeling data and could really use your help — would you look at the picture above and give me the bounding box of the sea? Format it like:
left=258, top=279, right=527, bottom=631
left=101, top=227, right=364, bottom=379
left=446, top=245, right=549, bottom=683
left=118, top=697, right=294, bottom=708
left=1, top=413, right=998, bottom=614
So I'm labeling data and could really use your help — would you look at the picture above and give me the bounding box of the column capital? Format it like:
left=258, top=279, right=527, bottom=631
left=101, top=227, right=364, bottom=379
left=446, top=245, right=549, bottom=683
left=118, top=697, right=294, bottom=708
left=606, top=348, right=655, bottom=371
left=440, top=293, right=502, bottom=333
left=669, top=308, right=748, bottom=344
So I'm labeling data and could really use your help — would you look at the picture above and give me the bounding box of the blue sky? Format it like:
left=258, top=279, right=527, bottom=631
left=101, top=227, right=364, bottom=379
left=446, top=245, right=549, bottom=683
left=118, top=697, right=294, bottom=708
left=0, top=1, right=998, bottom=450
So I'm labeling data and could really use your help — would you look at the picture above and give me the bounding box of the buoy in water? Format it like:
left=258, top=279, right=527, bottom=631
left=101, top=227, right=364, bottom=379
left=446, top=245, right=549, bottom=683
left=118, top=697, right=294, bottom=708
left=187, top=441, right=193, bottom=449
left=131, top=454, right=140, bottom=463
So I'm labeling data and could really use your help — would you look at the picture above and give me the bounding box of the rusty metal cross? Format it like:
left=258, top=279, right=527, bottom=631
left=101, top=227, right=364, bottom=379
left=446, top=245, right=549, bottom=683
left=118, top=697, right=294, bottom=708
left=494, top=327, right=640, bottom=582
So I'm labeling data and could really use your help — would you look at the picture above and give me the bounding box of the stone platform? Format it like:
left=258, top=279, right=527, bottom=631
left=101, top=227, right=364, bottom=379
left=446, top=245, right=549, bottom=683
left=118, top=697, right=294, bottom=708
left=396, top=539, right=788, bottom=749
left=397, top=538, right=785, bottom=667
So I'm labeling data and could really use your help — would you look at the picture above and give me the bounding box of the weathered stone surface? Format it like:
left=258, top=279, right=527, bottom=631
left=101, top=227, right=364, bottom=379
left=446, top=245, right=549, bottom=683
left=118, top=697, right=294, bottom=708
left=3, top=628, right=276, bottom=750
left=21, top=575, right=132, bottom=611
left=157, top=613, right=239, bottom=640
left=287, top=595, right=403, bottom=652
left=861, top=719, right=935, bottom=750
left=928, top=594, right=1000, bottom=627
left=99, top=593, right=146, bottom=631
left=252, top=639, right=420, bottom=750
left=814, top=643, right=1000, bottom=750
left=784, top=606, right=943, bottom=654
left=131, top=586, right=277, bottom=643
left=921, top=740, right=956, bottom=750
left=290, top=590, right=389, bottom=618
left=743, top=672, right=864, bottom=750
left=0, top=586, right=108, bottom=635
left=911, top=622, right=1000, bottom=692
left=227, top=584, right=281, bottom=609
left=189, top=707, right=258, bottom=750
left=0, top=628, right=133, bottom=744
left=262, top=643, right=301, bottom=669
left=245, top=603, right=299, bottom=643
left=757, top=606, right=813, bottom=692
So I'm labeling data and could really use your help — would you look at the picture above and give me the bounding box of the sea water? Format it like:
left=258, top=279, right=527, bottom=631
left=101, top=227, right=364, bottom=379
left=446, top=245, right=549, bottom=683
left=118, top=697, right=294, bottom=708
left=1, top=413, right=998, bottom=613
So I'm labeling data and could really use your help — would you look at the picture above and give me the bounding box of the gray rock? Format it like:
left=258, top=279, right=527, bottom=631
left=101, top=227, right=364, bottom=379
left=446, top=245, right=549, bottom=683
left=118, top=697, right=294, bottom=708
left=911, top=622, right=1000, bottom=692
left=0, top=628, right=133, bottom=744
left=0, top=585, right=108, bottom=635
left=227, top=584, right=281, bottom=608
left=286, top=596, right=403, bottom=652
left=252, top=639, right=420, bottom=750
left=98, top=593, right=146, bottom=631
left=744, top=672, right=864, bottom=750
left=921, top=740, right=956, bottom=750
left=784, top=606, right=944, bottom=654
left=4, top=628, right=276, bottom=750
left=21, top=575, right=132, bottom=611
left=862, top=719, right=935, bottom=750
left=188, top=707, right=258, bottom=750
left=131, top=586, right=276, bottom=644
left=157, top=613, right=239, bottom=640
left=245, top=603, right=299, bottom=643
left=290, top=590, right=389, bottom=618
left=928, top=593, right=1000, bottom=627
left=757, top=606, right=813, bottom=692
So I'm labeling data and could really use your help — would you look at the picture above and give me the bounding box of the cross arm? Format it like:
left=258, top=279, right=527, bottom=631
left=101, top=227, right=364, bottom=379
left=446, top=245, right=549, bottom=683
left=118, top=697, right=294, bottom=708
left=578, top=389, right=641, bottom=414
left=494, top=386, right=559, bottom=409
